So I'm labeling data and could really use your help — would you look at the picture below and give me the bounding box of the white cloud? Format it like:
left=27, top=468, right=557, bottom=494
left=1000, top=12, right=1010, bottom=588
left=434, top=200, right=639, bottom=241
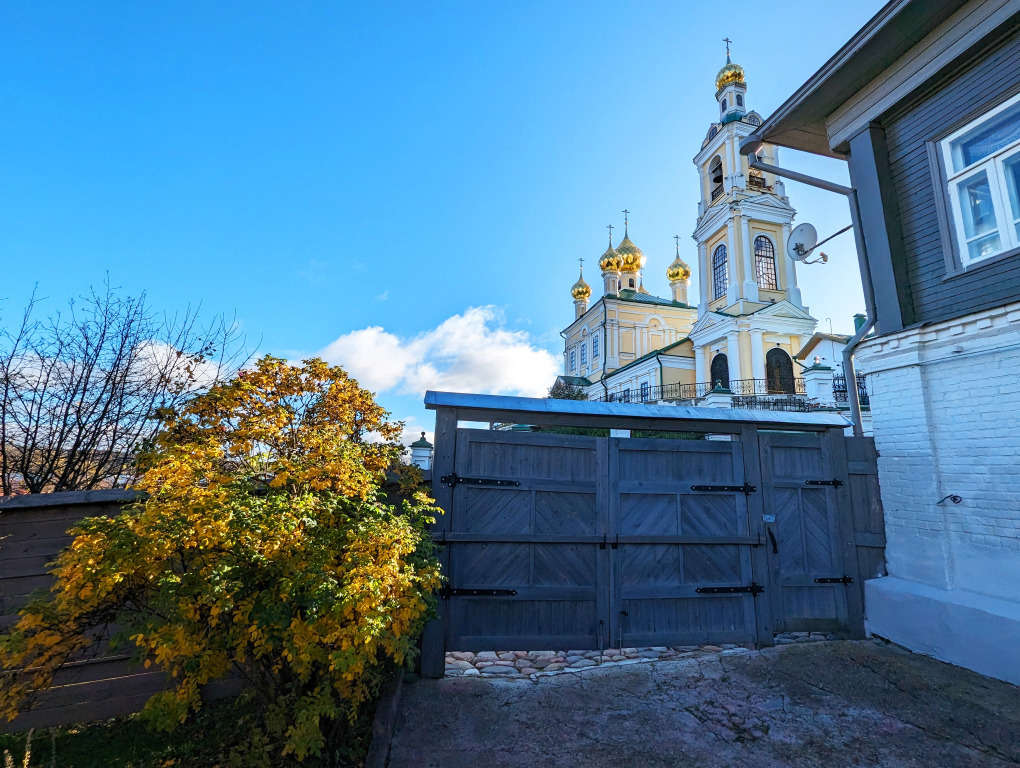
left=319, top=306, right=558, bottom=398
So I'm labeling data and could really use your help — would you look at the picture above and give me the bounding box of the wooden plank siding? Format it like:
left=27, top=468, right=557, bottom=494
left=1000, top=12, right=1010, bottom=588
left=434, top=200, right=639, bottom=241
left=879, top=24, right=1020, bottom=326
left=0, top=493, right=168, bottom=731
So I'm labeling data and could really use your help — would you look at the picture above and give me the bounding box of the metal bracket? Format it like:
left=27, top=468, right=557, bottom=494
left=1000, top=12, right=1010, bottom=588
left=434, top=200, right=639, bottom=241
left=696, top=583, right=765, bottom=596
left=440, top=473, right=521, bottom=488
left=805, top=478, right=844, bottom=488
left=690, top=482, right=757, bottom=495
left=439, top=588, right=518, bottom=599
left=814, top=576, right=854, bottom=585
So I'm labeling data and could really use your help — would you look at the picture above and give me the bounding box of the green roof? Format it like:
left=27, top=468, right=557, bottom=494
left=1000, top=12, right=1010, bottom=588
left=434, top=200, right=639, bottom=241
left=606, top=338, right=691, bottom=378
left=607, top=289, right=692, bottom=309
left=557, top=376, right=592, bottom=387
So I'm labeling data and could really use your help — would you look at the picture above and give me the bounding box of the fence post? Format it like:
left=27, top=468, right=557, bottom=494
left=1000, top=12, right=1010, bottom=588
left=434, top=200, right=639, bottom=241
left=420, top=408, right=457, bottom=678
left=803, top=364, right=836, bottom=408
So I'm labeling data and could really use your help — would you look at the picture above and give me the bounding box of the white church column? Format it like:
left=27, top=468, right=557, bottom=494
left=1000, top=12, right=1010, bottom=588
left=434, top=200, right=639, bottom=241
left=698, top=242, right=709, bottom=316
left=726, top=220, right=739, bottom=305
left=782, top=223, right=803, bottom=307
left=726, top=331, right=741, bottom=385
left=695, top=345, right=707, bottom=386
left=740, top=215, right=759, bottom=302
left=749, top=329, right=766, bottom=381
left=725, top=136, right=735, bottom=193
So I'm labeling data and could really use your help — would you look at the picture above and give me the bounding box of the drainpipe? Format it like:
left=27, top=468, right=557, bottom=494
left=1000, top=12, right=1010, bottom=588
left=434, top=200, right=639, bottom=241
left=739, top=136, right=877, bottom=437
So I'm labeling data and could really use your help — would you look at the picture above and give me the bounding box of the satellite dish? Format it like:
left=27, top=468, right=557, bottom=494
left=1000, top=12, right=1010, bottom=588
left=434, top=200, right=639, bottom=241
left=787, top=223, right=818, bottom=262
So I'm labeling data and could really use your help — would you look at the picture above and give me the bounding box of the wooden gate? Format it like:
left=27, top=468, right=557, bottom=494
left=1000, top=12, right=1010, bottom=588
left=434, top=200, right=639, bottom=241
left=420, top=392, right=883, bottom=678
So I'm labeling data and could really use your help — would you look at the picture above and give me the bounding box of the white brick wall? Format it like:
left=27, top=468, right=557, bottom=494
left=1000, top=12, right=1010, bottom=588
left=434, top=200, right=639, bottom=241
left=857, top=301, right=1020, bottom=683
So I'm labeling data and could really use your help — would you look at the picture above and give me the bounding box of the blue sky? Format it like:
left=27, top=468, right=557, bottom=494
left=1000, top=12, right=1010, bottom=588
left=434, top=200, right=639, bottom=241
left=0, top=1, right=885, bottom=442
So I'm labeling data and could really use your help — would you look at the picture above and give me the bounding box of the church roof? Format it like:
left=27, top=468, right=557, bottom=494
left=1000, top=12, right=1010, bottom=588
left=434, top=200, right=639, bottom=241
left=557, top=375, right=593, bottom=387
left=610, top=288, right=691, bottom=308
left=606, top=338, right=692, bottom=379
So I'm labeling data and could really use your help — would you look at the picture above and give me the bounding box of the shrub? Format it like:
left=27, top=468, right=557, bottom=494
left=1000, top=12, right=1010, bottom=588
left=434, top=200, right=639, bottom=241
left=0, top=356, right=442, bottom=766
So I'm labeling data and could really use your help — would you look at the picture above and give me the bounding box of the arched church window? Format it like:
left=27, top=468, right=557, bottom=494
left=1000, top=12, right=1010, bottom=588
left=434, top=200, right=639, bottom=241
left=736, top=94, right=743, bottom=108
left=720, top=99, right=726, bottom=115
left=709, top=156, right=724, bottom=200
left=629, top=278, right=635, bottom=288
left=710, top=354, right=729, bottom=389
left=712, top=244, right=728, bottom=300
left=766, top=348, right=795, bottom=394
left=754, top=235, right=778, bottom=290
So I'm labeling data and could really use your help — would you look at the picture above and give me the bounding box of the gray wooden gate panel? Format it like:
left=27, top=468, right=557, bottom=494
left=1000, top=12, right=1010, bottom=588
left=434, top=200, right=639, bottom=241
left=612, top=437, right=758, bottom=648
left=444, top=429, right=605, bottom=651
left=758, top=431, right=853, bottom=634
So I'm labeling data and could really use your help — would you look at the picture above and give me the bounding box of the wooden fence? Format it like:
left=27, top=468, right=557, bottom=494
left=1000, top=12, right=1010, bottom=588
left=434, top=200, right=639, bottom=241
left=0, top=490, right=173, bottom=731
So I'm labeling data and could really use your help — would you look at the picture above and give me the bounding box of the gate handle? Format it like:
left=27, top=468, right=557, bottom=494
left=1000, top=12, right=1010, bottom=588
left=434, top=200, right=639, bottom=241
left=768, top=528, right=778, bottom=554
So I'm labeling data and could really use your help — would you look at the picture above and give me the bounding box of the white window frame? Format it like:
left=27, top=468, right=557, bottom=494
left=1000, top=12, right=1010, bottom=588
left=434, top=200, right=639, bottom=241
left=940, top=92, right=1020, bottom=268
left=592, top=334, right=599, bottom=360
left=569, top=348, right=576, bottom=371
left=580, top=339, right=587, bottom=367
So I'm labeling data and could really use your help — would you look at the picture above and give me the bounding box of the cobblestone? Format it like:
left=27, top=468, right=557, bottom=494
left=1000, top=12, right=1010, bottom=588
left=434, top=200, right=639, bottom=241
left=442, top=632, right=836, bottom=678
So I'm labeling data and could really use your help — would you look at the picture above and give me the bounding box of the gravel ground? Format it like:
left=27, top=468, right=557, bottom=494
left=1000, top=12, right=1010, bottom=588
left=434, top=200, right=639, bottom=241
left=388, top=639, right=1020, bottom=768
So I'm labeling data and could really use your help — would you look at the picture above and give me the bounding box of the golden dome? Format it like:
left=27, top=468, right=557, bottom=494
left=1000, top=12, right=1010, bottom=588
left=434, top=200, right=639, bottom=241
left=598, top=243, right=622, bottom=273
left=667, top=253, right=692, bottom=283
left=571, top=270, right=591, bottom=300
left=715, top=56, right=745, bottom=91
left=616, top=235, right=645, bottom=273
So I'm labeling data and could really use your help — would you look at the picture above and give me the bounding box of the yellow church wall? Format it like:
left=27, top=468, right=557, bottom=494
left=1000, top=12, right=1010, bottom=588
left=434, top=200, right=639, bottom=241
left=738, top=331, right=753, bottom=382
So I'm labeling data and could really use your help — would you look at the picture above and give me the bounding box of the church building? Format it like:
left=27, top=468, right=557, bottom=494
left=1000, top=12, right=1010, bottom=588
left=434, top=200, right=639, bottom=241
left=558, top=53, right=821, bottom=404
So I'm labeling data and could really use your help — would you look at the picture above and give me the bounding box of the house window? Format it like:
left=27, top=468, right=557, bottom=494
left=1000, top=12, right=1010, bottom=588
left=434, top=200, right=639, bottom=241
left=712, top=244, right=728, bottom=300
left=640, top=382, right=649, bottom=401
left=592, top=335, right=599, bottom=359
left=754, top=235, right=778, bottom=290
left=570, top=349, right=576, bottom=371
left=941, top=93, right=1020, bottom=266
left=580, top=340, right=587, bottom=366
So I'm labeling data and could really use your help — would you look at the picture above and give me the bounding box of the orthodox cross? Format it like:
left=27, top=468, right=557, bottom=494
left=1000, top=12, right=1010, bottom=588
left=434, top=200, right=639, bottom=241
left=606, top=223, right=614, bottom=243
left=723, top=37, right=732, bottom=56
left=673, top=234, right=681, bottom=253
left=578, top=257, right=584, bottom=270
left=622, top=209, right=630, bottom=226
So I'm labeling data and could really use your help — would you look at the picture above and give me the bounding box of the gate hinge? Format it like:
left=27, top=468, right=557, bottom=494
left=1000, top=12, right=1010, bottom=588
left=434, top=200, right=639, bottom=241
left=814, top=576, right=854, bottom=585
left=690, top=482, right=756, bottom=495
left=805, top=478, right=844, bottom=488
left=439, top=587, right=518, bottom=599
left=440, top=473, right=521, bottom=488
left=695, top=582, right=765, bottom=596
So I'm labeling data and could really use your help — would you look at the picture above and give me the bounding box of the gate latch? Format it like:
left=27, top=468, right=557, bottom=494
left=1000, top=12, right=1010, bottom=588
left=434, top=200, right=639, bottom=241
left=805, top=478, right=844, bottom=488
left=814, top=576, right=854, bottom=585
left=690, top=482, right=757, bottom=495
left=696, top=583, right=765, bottom=596
left=440, top=473, right=521, bottom=488
left=439, top=588, right=518, bottom=599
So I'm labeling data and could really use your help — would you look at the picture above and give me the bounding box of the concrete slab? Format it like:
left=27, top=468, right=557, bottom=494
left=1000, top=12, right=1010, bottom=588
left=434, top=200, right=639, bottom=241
left=388, top=641, right=1020, bottom=768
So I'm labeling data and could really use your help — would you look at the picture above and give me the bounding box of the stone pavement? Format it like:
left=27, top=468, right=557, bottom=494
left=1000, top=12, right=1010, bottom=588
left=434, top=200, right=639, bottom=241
left=389, top=640, right=1020, bottom=768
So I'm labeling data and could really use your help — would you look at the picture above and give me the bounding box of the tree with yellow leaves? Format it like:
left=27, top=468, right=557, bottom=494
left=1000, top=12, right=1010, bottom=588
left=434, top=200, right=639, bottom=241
left=0, top=356, right=442, bottom=766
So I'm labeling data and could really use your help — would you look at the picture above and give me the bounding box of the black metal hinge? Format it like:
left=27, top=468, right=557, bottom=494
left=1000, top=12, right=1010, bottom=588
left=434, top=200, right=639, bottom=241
left=814, top=576, right=854, bottom=585
left=439, top=588, right=518, bottom=599
left=696, top=582, right=765, bottom=596
left=806, top=478, right=844, bottom=488
left=440, top=473, right=521, bottom=488
left=690, top=482, right=757, bottom=495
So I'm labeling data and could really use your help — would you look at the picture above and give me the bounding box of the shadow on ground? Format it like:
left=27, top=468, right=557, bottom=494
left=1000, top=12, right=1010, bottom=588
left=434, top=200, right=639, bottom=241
left=388, top=640, right=1020, bottom=768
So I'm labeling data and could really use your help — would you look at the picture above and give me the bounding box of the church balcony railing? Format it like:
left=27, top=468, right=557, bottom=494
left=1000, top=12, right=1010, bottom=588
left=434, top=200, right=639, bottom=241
left=727, top=378, right=806, bottom=396
left=731, top=395, right=813, bottom=412
left=596, top=378, right=807, bottom=405
left=833, top=372, right=870, bottom=407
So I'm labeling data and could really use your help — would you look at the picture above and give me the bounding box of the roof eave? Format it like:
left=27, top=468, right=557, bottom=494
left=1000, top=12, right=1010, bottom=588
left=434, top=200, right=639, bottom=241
left=754, top=0, right=967, bottom=156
